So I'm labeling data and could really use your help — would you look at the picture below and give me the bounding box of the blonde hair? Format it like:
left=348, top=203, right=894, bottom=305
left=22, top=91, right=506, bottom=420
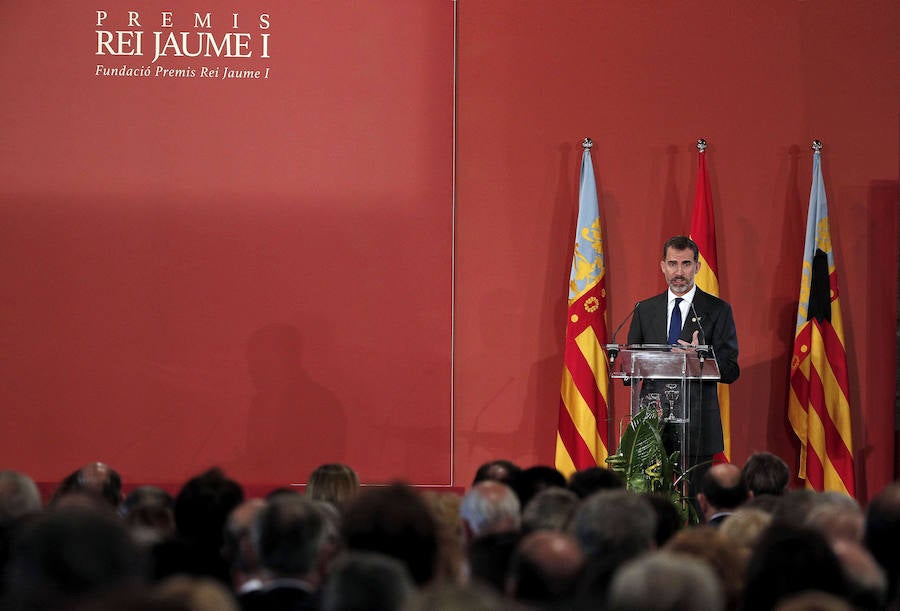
left=306, top=463, right=360, bottom=511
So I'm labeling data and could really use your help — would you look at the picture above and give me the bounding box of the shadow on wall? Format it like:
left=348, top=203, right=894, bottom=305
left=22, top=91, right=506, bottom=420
left=242, top=323, right=346, bottom=484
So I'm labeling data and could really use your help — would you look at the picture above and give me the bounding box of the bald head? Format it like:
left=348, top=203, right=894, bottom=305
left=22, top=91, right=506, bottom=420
left=699, top=463, right=748, bottom=520
left=507, top=531, right=584, bottom=603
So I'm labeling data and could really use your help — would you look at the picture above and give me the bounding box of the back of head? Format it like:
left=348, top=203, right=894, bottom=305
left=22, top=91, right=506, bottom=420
left=460, top=481, right=521, bottom=539
left=404, top=582, right=504, bottom=611
left=253, top=495, right=335, bottom=579
left=608, top=550, right=724, bottom=611
left=52, top=462, right=123, bottom=509
left=521, top=487, right=578, bottom=534
left=741, top=452, right=790, bottom=497
left=506, top=530, right=584, bottom=605
left=742, top=524, right=847, bottom=610
left=718, top=507, right=772, bottom=552
left=509, top=465, right=566, bottom=509
left=306, top=463, right=360, bottom=511
left=805, top=494, right=864, bottom=544
left=570, top=489, right=656, bottom=560
left=340, top=482, right=438, bottom=585
left=831, top=539, right=888, bottom=610
left=320, top=551, right=414, bottom=611
left=567, top=466, right=623, bottom=499
left=5, top=506, right=147, bottom=609
left=0, top=470, right=42, bottom=525
left=665, top=527, right=746, bottom=611
left=121, top=486, right=176, bottom=546
left=174, top=468, right=243, bottom=546
left=472, top=460, right=521, bottom=487
left=701, top=463, right=748, bottom=513
left=466, top=530, right=521, bottom=593
left=645, top=493, right=684, bottom=547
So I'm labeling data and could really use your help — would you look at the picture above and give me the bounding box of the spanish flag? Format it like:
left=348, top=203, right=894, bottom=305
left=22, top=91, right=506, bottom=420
left=787, top=143, right=855, bottom=496
left=555, top=140, right=610, bottom=477
left=689, top=140, right=732, bottom=463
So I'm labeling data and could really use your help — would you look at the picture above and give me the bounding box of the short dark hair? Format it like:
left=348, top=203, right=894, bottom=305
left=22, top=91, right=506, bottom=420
left=254, top=495, right=333, bottom=576
left=741, top=452, right=790, bottom=497
left=662, top=236, right=699, bottom=262
left=174, top=467, right=243, bottom=547
left=341, top=483, right=438, bottom=585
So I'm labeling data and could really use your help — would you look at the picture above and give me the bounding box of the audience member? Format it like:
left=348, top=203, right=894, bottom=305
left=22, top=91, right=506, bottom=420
left=459, top=480, right=520, bottom=542
left=0, top=471, right=42, bottom=524
left=340, top=482, right=438, bottom=586
left=805, top=492, right=864, bottom=544
left=645, top=493, right=684, bottom=547
left=665, top=527, right=745, bottom=611
left=222, top=498, right=266, bottom=595
left=155, top=467, right=244, bottom=584
left=472, top=460, right=521, bottom=487
left=422, top=491, right=465, bottom=583
left=698, top=463, right=748, bottom=526
left=305, top=463, right=359, bottom=512
left=718, top=508, right=772, bottom=557
left=741, top=524, right=848, bottom=610
left=404, top=582, right=508, bottom=611
left=51, top=462, right=124, bottom=509
left=240, top=495, right=337, bottom=611
left=466, top=530, right=521, bottom=593
left=0, top=470, right=43, bottom=602
left=521, top=487, right=578, bottom=534
left=771, top=489, right=820, bottom=528
left=509, top=465, right=566, bottom=509
left=773, top=591, right=854, bottom=611
left=155, top=575, right=240, bottom=611
left=570, top=490, right=656, bottom=605
left=741, top=452, right=790, bottom=497
left=4, top=506, right=148, bottom=610
left=566, top=466, right=623, bottom=499
left=607, top=551, right=725, bottom=611
left=120, top=486, right=176, bottom=547
left=831, top=540, right=887, bottom=611
left=505, top=530, right=584, bottom=607
left=864, top=481, right=900, bottom=606
left=319, top=551, right=413, bottom=611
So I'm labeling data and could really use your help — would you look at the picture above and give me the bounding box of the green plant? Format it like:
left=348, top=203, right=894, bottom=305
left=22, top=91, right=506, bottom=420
left=605, top=406, right=699, bottom=523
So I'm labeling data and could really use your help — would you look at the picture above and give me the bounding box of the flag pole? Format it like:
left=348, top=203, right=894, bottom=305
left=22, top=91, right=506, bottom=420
left=583, top=137, right=593, bottom=150
left=812, top=139, right=823, bottom=152
left=697, top=138, right=707, bottom=153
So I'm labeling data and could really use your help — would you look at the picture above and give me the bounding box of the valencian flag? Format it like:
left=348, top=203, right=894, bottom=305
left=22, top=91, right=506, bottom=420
left=689, top=140, right=732, bottom=463
left=788, top=143, right=855, bottom=496
left=555, top=139, right=610, bottom=477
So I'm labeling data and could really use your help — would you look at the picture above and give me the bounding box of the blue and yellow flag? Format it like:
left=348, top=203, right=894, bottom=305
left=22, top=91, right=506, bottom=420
left=555, top=141, right=610, bottom=478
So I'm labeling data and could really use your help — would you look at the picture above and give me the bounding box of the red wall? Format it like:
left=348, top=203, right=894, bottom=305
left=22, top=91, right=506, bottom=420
left=1, top=1, right=897, bottom=502
left=454, top=1, right=899, bottom=501
left=0, top=1, right=454, bottom=487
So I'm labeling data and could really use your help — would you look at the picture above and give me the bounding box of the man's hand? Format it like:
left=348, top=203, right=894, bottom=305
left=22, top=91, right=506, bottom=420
left=677, top=330, right=700, bottom=347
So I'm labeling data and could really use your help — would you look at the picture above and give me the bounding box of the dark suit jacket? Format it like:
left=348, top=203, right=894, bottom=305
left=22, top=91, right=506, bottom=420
left=626, top=288, right=739, bottom=457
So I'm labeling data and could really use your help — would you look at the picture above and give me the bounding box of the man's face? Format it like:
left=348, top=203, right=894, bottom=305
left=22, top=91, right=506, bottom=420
left=660, top=247, right=700, bottom=296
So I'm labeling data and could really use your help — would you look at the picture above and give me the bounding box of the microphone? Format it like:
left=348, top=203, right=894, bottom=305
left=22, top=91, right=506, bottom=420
left=689, top=301, right=710, bottom=363
left=606, top=302, right=639, bottom=363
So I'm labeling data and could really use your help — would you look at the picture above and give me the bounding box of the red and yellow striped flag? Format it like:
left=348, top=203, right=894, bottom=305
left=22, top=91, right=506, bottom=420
left=555, top=140, right=609, bottom=478
left=787, top=144, right=854, bottom=496
left=689, top=140, right=732, bottom=463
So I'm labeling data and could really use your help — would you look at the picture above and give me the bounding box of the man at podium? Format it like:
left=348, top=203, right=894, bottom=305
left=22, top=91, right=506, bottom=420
left=626, top=236, right=740, bottom=482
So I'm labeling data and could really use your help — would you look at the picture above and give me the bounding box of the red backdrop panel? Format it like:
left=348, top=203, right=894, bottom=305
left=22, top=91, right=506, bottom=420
left=0, top=1, right=454, bottom=486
